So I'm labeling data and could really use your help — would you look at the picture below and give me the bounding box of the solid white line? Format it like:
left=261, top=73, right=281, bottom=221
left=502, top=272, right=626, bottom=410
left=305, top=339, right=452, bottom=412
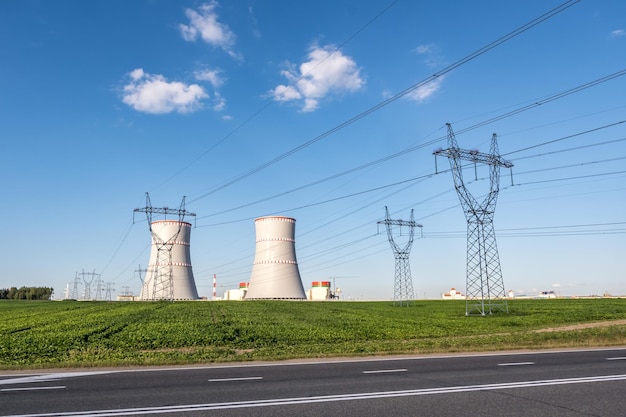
left=4, top=347, right=624, bottom=377
left=0, top=372, right=111, bottom=386
left=1, top=386, right=65, bottom=392
left=6, top=374, right=626, bottom=416
left=498, top=362, right=535, bottom=366
left=363, top=369, right=408, bottom=374
left=606, top=357, right=626, bottom=361
left=208, top=377, right=263, bottom=382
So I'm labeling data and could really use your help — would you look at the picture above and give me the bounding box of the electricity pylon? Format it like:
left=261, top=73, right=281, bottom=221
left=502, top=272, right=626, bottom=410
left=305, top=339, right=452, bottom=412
left=378, top=206, right=422, bottom=306
left=78, top=269, right=99, bottom=300
left=71, top=272, right=82, bottom=300
left=133, top=193, right=195, bottom=301
left=135, top=264, right=148, bottom=300
left=433, top=123, right=513, bottom=315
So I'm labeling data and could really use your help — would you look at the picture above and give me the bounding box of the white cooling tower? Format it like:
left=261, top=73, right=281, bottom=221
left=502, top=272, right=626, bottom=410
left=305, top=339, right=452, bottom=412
left=140, top=220, right=199, bottom=300
left=245, top=216, right=306, bottom=299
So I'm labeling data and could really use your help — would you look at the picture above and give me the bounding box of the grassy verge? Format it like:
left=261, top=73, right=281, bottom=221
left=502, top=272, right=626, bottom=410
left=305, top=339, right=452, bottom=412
left=1, top=299, right=625, bottom=370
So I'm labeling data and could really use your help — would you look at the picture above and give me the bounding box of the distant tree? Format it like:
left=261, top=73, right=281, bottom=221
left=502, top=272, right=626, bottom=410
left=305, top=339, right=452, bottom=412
left=0, top=287, right=53, bottom=300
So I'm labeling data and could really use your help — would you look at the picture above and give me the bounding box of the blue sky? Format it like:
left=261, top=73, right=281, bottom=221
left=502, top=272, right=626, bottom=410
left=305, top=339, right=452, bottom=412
left=1, top=0, right=625, bottom=300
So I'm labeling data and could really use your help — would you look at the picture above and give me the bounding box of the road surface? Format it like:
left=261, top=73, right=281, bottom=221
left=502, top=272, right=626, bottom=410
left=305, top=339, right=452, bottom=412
left=1, top=347, right=625, bottom=416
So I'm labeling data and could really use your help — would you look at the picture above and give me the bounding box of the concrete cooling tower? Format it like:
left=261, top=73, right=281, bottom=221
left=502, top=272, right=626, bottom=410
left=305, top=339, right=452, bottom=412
left=140, top=220, right=199, bottom=300
left=245, top=216, right=306, bottom=299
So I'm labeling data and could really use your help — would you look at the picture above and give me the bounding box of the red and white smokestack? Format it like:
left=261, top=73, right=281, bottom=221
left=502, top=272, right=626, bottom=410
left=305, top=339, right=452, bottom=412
left=213, top=274, right=217, bottom=300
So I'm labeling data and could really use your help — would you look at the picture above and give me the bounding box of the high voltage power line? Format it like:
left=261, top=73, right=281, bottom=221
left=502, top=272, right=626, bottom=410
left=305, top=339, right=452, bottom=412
left=193, top=75, right=626, bottom=223
left=187, top=0, right=581, bottom=205
left=106, top=0, right=612, bottom=289
left=195, top=120, right=625, bottom=227
left=153, top=0, right=401, bottom=193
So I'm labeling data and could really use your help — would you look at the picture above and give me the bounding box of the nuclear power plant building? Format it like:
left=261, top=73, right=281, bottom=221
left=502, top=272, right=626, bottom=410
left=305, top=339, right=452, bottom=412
left=245, top=216, right=306, bottom=299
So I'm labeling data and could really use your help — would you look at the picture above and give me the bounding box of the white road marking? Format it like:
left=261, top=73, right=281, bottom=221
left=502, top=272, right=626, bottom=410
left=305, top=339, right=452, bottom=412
left=6, top=374, right=626, bottom=416
left=1, top=386, right=65, bottom=392
left=208, top=376, right=263, bottom=382
left=362, top=369, right=408, bottom=374
left=0, top=372, right=111, bottom=386
left=3, top=347, right=621, bottom=376
left=606, top=357, right=626, bottom=361
left=498, top=362, right=535, bottom=366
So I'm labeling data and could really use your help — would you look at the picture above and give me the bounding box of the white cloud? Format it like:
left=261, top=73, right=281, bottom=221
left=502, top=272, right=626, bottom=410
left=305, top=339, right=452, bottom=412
left=212, top=91, right=226, bottom=111
left=122, top=69, right=208, bottom=114
left=271, top=45, right=364, bottom=112
left=179, top=1, right=240, bottom=59
left=415, top=44, right=433, bottom=54
left=405, top=77, right=444, bottom=103
left=414, top=43, right=444, bottom=69
left=194, top=68, right=224, bottom=88
left=272, top=84, right=302, bottom=102
left=610, top=29, right=625, bottom=38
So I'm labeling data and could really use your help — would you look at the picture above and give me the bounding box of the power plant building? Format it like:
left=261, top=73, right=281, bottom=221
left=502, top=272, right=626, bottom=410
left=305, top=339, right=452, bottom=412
left=245, top=216, right=306, bottom=299
left=307, top=281, right=332, bottom=301
left=140, top=220, right=199, bottom=300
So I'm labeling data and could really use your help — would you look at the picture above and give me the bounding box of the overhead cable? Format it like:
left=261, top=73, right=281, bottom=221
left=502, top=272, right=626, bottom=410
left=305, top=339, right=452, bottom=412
left=187, top=0, right=581, bottom=204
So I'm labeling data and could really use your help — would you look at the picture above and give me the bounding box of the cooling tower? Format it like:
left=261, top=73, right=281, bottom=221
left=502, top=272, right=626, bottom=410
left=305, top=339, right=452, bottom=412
left=245, top=216, right=306, bottom=299
left=140, top=220, right=199, bottom=300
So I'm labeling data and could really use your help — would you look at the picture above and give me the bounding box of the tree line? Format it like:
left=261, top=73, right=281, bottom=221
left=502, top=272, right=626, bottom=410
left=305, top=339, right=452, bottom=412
left=0, top=287, right=54, bottom=300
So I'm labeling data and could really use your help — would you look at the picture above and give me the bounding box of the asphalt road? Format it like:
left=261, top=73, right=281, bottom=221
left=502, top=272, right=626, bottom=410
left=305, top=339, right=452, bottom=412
left=1, top=348, right=626, bottom=416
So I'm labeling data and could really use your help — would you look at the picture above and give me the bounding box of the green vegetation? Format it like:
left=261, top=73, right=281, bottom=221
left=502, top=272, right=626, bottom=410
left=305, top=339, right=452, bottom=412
left=1, top=299, right=625, bottom=370
left=0, top=287, right=53, bottom=300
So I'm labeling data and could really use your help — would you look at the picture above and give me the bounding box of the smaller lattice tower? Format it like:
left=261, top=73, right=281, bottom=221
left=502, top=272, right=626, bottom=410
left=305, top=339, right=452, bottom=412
left=78, top=269, right=99, bottom=300
left=135, top=264, right=148, bottom=297
left=433, top=123, right=513, bottom=316
left=378, top=206, right=422, bottom=306
left=70, top=272, right=82, bottom=300
left=105, top=282, right=115, bottom=301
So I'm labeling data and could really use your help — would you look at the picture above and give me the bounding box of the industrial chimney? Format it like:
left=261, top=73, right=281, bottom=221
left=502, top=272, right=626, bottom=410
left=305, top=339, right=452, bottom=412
left=245, top=216, right=306, bottom=299
left=140, top=220, right=199, bottom=300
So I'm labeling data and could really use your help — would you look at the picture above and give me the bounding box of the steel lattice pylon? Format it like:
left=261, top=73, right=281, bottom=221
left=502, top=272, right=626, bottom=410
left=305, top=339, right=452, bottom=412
left=378, top=206, right=422, bottom=306
left=133, top=193, right=195, bottom=301
left=434, top=124, right=513, bottom=315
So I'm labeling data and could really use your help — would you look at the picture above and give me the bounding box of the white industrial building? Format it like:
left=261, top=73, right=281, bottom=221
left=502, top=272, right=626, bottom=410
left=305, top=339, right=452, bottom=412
left=307, top=281, right=332, bottom=301
left=441, top=288, right=465, bottom=300
left=223, top=283, right=249, bottom=301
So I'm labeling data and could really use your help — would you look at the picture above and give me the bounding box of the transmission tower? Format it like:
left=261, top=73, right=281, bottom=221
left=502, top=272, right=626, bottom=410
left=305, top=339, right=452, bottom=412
left=104, top=282, right=115, bottom=301
left=94, top=275, right=105, bottom=300
left=135, top=264, right=148, bottom=299
left=133, top=193, right=196, bottom=301
left=78, top=269, right=99, bottom=300
left=378, top=206, right=422, bottom=306
left=71, top=272, right=82, bottom=299
left=433, top=123, right=513, bottom=316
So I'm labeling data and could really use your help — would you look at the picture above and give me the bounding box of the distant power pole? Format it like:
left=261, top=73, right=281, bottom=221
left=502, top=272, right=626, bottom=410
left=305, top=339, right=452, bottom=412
left=105, top=282, right=115, bottom=301
left=71, top=273, right=82, bottom=300
left=378, top=206, right=422, bottom=306
left=94, top=275, right=105, bottom=300
left=135, top=264, right=148, bottom=299
left=78, top=269, right=100, bottom=300
left=433, top=123, right=513, bottom=315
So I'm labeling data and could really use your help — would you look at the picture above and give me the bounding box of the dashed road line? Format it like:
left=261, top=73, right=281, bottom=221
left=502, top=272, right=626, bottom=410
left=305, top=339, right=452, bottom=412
left=208, top=376, right=263, bottom=382
left=498, top=362, right=535, bottom=366
left=362, top=369, right=408, bottom=374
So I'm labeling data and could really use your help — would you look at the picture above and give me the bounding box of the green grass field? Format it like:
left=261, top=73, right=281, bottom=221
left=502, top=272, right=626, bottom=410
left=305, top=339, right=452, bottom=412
left=1, top=299, right=625, bottom=370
